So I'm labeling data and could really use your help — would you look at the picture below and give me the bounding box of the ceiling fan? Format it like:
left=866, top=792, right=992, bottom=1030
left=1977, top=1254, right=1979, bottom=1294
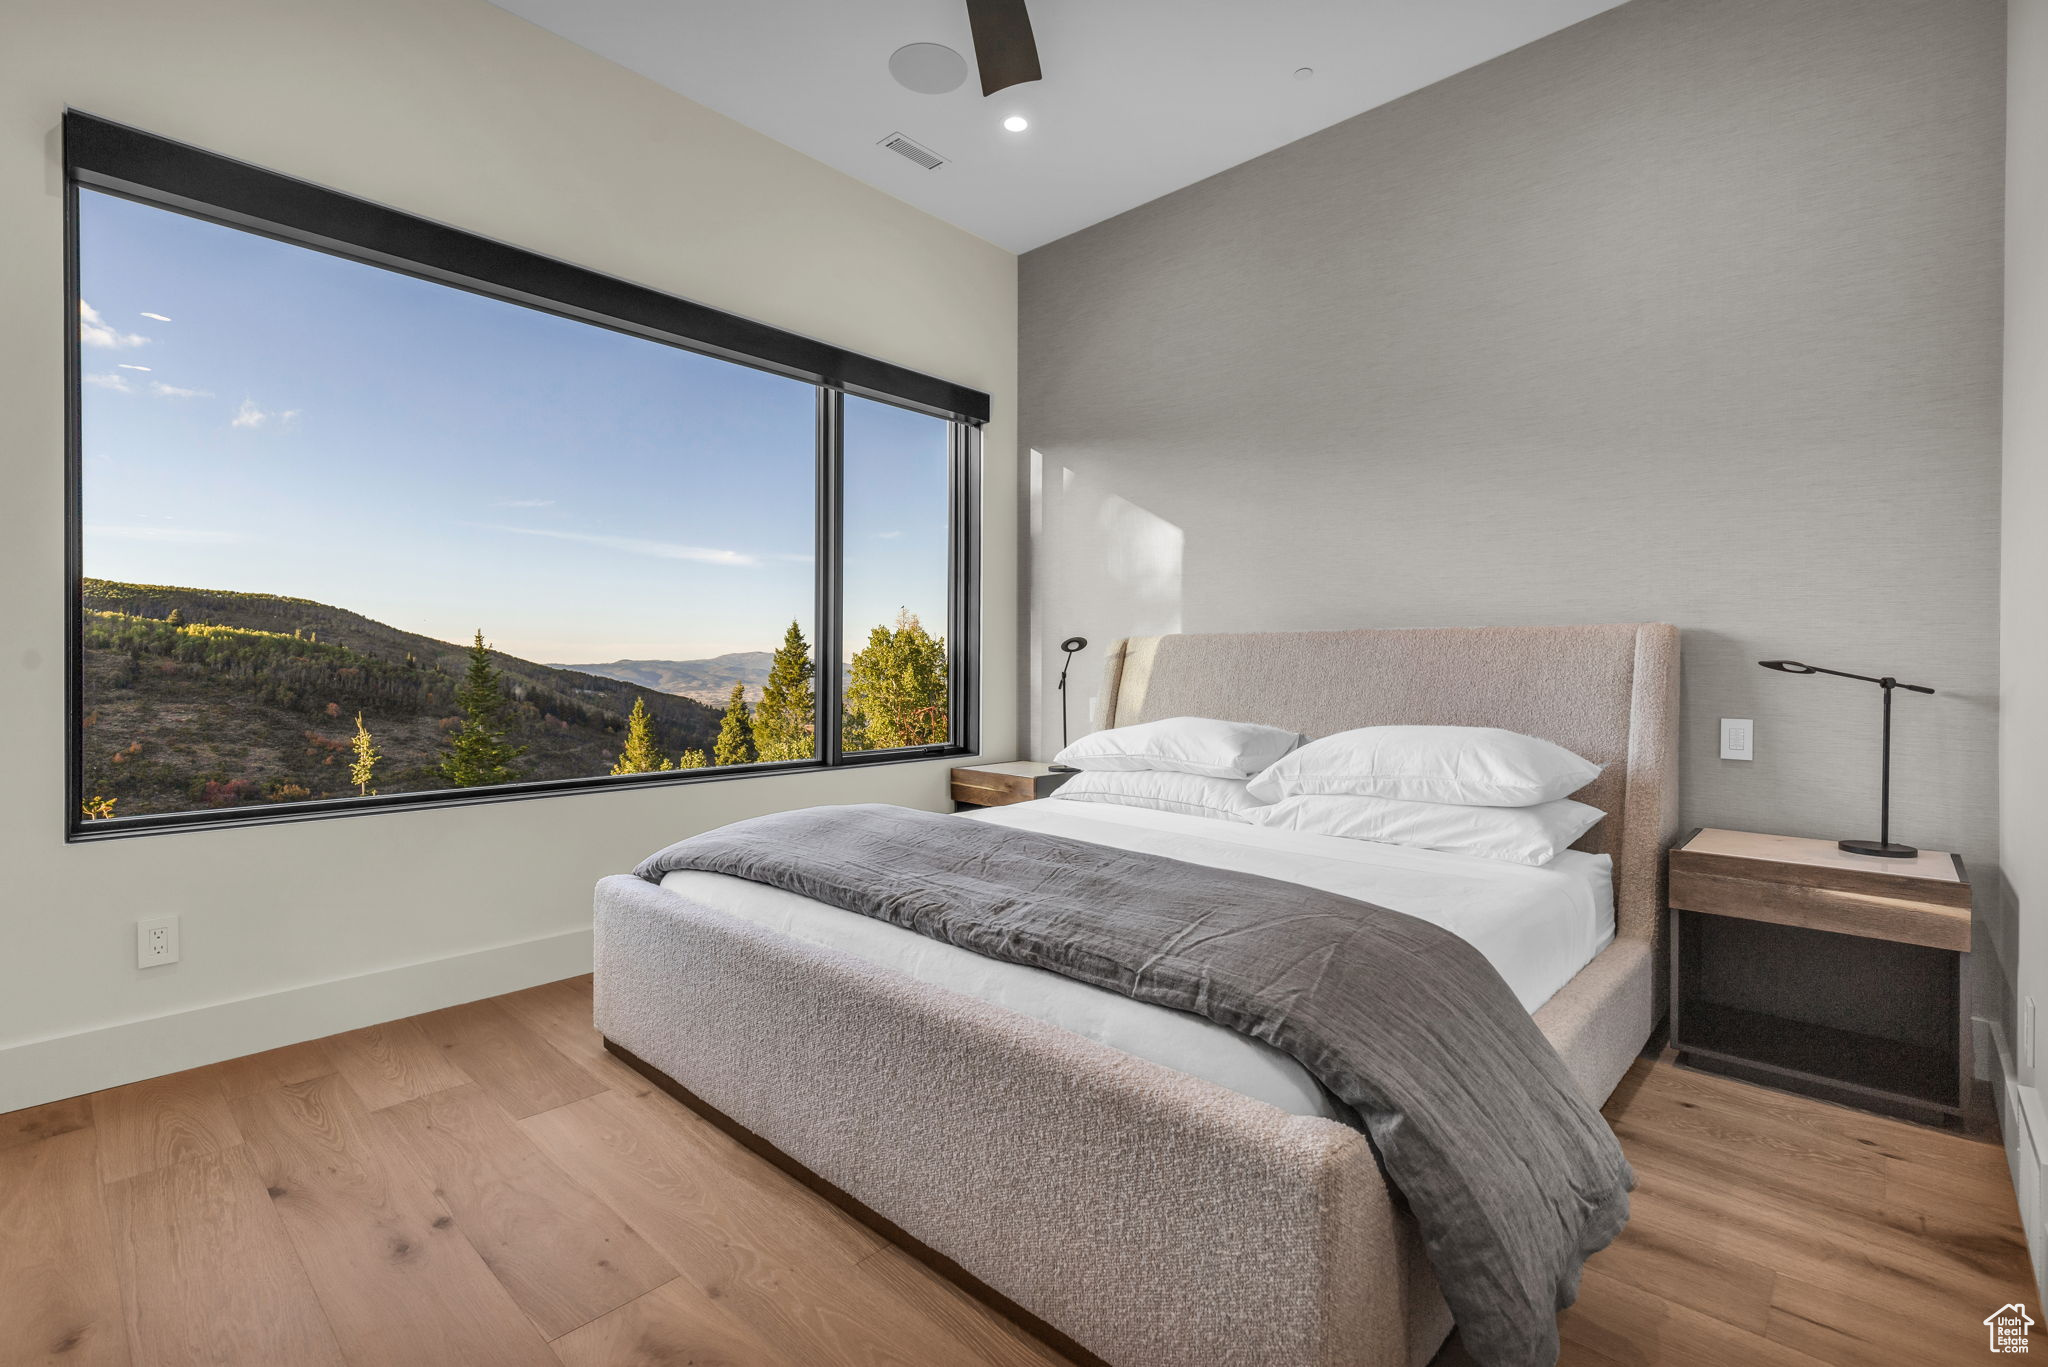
left=963, top=0, right=1041, bottom=96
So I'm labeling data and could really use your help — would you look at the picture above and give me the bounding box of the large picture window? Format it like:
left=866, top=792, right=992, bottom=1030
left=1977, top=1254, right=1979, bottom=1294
left=66, top=114, right=982, bottom=838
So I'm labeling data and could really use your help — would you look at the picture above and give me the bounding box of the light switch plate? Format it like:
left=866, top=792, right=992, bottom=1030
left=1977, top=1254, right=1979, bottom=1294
left=1719, top=718, right=1754, bottom=761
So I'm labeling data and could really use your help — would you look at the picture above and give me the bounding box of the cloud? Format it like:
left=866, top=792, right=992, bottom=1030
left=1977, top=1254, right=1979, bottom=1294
left=493, top=498, right=556, bottom=509
left=85, top=369, right=214, bottom=400
left=79, top=302, right=148, bottom=349
left=117, top=364, right=152, bottom=372
left=86, top=523, right=243, bottom=544
left=230, top=399, right=299, bottom=428
left=140, top=312, right=172, bottom=322
left=482, top=524, right=761, bottom=566
left=875, top=530, right=904, bottom=539
left=86, top=370, right=214, bottom=400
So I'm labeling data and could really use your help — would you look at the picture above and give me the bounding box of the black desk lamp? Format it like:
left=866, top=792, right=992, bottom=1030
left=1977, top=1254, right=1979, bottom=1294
left=1055, top=636, right=1088, bottom=753
left=1758, top=659, right=1935, bottom=858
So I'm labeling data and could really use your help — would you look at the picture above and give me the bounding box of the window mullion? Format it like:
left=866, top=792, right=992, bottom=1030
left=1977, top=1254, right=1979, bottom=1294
left=817, top=387, right=845, bottom=765
left=949, top=421, right=979, bottom=755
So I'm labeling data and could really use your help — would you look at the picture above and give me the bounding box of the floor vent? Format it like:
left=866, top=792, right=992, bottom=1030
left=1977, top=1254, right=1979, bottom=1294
left=879, top=132, right=947, bottom=171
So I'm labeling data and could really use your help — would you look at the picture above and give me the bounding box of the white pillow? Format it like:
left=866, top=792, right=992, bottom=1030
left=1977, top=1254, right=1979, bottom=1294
left=1053, top=716, right=1305, bottom=780
left=1253, top=792, right=1604, bottom=866
left=1244, top=725, right=1600, bottom=807
left=1049, top=770, right=1270, bottom=823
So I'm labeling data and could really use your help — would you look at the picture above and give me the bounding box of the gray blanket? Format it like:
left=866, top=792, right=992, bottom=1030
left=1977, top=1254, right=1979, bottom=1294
left=635, top=804, right=1631, bottom=1367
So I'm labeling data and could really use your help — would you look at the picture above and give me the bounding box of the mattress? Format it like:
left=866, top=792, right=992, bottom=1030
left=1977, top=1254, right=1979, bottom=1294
left=654, top=800, right=1614, bottom=1119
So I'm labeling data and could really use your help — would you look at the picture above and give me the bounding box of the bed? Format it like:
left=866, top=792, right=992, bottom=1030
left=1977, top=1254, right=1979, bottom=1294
left=592, top=622, right=1679, bottom=1367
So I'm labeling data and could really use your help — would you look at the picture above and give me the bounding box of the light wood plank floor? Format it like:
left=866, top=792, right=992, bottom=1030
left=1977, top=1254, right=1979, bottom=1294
left=0, top=976, right=2033, bottom=1366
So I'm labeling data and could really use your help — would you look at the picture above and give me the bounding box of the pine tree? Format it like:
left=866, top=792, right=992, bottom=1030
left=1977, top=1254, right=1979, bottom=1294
left=438, top=630, right=526, bottom=787
left=165, top=607, right=185, bottom=628
left=675, top=750, right=708, bottom=769
left=752, top=620, right=816, bottom=761
left=610, top=696, right=664, bottom=775
left=349, top=712, right=380, bottom=796
left=844, top=610, right=948, bottom=752
left=713, top=682, right=754, bottom=767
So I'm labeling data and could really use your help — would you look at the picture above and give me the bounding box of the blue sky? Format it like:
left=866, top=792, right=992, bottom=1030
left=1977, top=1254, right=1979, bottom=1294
left=78, top=188, right=952, bottom=664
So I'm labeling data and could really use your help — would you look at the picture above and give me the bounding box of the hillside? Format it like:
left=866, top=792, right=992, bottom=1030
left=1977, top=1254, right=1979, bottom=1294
left=552, top=651, right=773, bottom=705
left=79, top=579, right=724, bottom=818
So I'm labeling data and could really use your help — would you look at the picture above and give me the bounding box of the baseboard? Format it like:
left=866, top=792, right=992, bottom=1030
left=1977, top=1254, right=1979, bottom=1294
left=1982, top=1015, right=2048, bottom=1308
left=0, top=926, right=593, bottom=1113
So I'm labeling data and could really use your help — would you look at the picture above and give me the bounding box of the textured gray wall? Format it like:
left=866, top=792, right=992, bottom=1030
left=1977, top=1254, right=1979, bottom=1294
left=1020, top=0, right=2004, bottom=986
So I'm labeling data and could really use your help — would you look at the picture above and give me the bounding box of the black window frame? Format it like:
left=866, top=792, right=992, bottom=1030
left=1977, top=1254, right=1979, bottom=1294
left=64, top=111, right=984, bottom=842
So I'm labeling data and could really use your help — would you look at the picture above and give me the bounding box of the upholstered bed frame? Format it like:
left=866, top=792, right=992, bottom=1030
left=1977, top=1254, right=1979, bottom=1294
left=593, top=622, right=1680, bottom=1367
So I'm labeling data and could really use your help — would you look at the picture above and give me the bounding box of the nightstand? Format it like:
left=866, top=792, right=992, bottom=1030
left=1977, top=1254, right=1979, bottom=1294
left=1668, top=828, right=1973, bottom=1127
left=950, top=761, right=1074, bottom=810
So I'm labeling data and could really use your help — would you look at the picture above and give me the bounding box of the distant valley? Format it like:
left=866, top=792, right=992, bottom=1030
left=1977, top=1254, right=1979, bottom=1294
left=79, top=578, right=724, bottom=817
left=553, top=652, right=773, bottom=706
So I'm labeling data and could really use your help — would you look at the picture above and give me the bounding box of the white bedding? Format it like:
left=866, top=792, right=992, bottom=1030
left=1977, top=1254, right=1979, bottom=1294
left=655, top=801, right=1614, bottom=1119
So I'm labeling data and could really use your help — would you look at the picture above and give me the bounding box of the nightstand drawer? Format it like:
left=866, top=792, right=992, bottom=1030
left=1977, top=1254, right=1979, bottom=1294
left=950, top=775, right=1038, bottom=806
left=949, top=762, right=1073, bottom=809
left=1667, top=868, right=1971, bottom=952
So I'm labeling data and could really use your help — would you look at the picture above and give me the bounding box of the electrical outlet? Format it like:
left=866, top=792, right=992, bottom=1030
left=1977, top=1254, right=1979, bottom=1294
left=136, top=914, right=179, bottom=969
left=1719, top=718, right=1754, bottom=761
left=2027, top=997, right=2038, bottom=1074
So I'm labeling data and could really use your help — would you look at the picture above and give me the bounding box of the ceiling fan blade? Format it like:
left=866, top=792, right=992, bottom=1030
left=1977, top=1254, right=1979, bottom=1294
left=964, top=0, right=1042, bottom=97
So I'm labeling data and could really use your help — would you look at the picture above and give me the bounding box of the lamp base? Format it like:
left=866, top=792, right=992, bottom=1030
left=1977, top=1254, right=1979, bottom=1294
left=1838, top=838, right=1918, bottom=859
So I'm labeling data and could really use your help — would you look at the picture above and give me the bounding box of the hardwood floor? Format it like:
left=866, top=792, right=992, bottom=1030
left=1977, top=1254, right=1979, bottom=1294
left=0, top=976, right=2032, bottom=1366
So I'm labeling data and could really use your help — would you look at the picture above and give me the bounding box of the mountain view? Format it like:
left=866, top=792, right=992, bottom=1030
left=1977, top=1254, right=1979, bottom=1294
left=552, top=652, right=774, bottom=706
left=79, top=579, right=954, bottom=819
left=80, top=579, right=727, bottom=816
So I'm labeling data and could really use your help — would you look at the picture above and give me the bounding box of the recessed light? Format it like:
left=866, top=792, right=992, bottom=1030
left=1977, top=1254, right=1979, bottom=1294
left=1294, top=67, right=1315, bottom=81
left=1003, top=115, right=1030, bottom=133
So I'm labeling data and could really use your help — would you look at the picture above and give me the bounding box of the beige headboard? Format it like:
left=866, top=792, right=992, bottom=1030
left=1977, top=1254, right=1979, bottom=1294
left=1094, top=623, right=1681, bottom=946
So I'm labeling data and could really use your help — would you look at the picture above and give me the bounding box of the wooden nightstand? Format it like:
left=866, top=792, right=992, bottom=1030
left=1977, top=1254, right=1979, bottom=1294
left=950, top=761, right=1074, bottom=810
left=1668, top=828, right=1973, bottom=1127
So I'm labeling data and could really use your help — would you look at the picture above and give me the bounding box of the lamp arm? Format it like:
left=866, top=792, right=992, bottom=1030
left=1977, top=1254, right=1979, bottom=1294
left=1796, top=664, right=1889, bottom=686
left=1781, top=663, right=1937, bottom=695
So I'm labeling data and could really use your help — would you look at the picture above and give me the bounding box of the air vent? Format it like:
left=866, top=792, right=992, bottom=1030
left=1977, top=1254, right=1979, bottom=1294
left=879, top=132, right=947, bottom=171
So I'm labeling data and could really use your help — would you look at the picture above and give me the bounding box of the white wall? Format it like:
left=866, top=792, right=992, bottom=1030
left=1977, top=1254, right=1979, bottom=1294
left=0, top=0, right=1017, bottom=1112
left=2006, top=0, right=2048, bottom=1128
left=2002, top=0, right=2048, bottom=1301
